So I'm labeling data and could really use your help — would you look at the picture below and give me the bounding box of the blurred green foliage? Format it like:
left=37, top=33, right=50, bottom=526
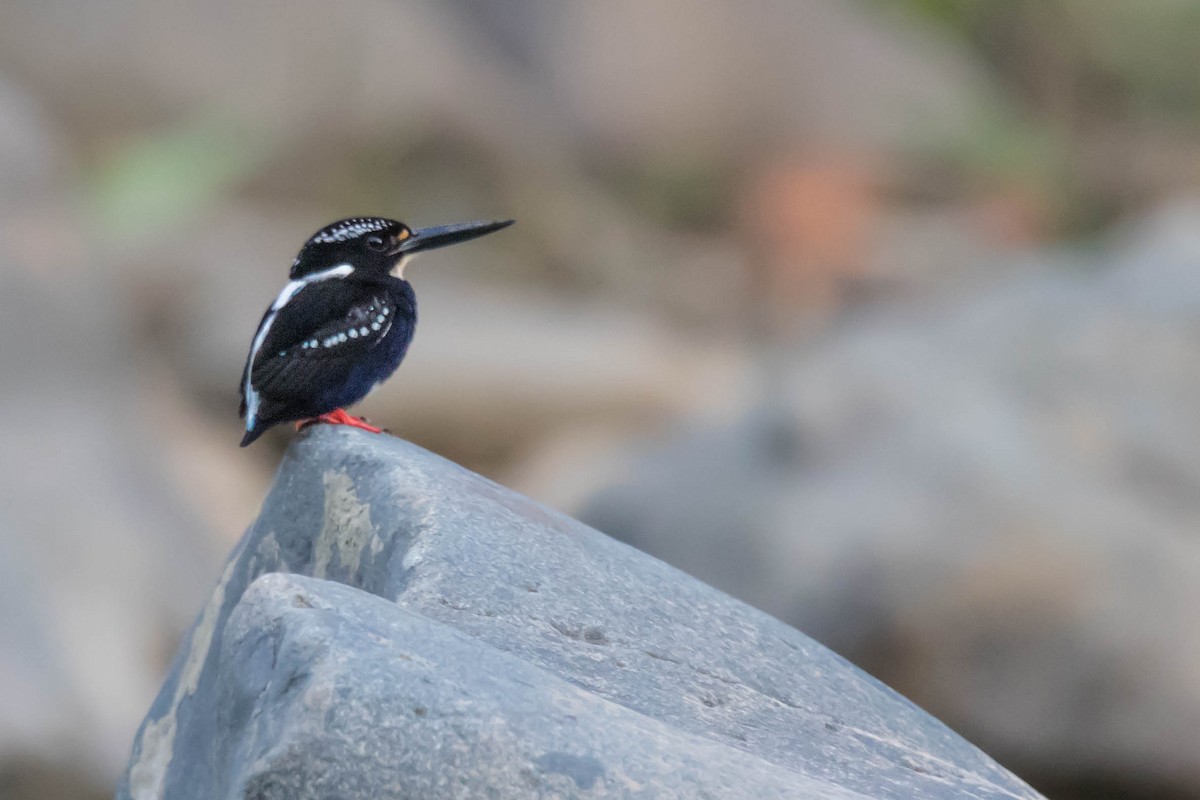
left=88, top=118, right=266, bottom=246
left=881, top=0, right=1200, bottom=232
left=890, top=0, right=1200, bottom=122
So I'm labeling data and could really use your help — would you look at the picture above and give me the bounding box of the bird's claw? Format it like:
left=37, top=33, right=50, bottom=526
left=296, top=409, right=384, bottom=434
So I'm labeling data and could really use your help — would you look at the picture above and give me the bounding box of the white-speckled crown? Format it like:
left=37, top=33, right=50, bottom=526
left=307, top=217, right=396, bottom=245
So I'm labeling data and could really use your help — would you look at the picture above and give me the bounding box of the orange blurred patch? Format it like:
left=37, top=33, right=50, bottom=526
left=738, top=150, right=886, bottom=325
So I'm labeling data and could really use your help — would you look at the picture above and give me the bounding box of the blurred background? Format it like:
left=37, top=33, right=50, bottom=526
left=2, top=1, right=1200, bottom=798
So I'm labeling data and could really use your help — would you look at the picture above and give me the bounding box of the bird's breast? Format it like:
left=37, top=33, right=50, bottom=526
left=319, top=282, right=416, bottom=409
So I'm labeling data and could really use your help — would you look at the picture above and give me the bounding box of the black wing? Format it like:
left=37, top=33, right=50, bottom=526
left=252, top=298, right=397, bottom=406
left=239, top=279, right=395, bottom=418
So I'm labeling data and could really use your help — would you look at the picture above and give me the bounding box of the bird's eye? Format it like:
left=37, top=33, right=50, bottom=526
left=365, top=235, right=387, bottom=251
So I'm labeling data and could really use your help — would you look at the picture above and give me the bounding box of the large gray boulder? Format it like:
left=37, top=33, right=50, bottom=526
left=119, top=426, right=1042, bottom=799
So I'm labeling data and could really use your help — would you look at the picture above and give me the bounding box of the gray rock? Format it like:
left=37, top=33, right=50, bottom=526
left=119, top=426, right=1041, bottom=799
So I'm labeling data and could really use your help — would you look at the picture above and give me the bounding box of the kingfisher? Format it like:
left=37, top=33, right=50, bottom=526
left=239, top=215, right=513, bottom=446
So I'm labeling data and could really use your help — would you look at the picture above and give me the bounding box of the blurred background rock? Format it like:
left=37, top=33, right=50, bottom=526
left=1, top=1, right=1198, bottom=798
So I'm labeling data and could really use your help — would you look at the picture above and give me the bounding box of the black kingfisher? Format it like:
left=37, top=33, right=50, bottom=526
left=239, top=215, right=513, bottom=446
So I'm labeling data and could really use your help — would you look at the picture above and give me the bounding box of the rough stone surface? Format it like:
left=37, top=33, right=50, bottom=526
left=207, top=573, right=869, bottom=799
left=119, top=427, right=1042, bottom=799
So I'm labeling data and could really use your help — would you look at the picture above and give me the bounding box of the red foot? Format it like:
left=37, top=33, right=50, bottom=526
left=295, top=408, right=384, bottom=434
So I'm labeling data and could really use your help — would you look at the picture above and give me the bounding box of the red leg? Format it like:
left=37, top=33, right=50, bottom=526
left=296, top=408, right=384, bottom=434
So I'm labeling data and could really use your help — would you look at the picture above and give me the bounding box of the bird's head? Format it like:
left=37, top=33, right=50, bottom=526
left=290, top=216, right=514, bottom=279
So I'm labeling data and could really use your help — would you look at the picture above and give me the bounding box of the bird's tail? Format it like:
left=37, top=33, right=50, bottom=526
left=240, top=425, right=266, bottom=447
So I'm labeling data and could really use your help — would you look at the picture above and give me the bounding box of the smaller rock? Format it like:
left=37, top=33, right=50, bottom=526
left=213, top=572, right=866, bottom=799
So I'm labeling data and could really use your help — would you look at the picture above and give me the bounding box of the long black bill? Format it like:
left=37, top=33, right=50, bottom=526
left=395, top=219, right=514, bottom=255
